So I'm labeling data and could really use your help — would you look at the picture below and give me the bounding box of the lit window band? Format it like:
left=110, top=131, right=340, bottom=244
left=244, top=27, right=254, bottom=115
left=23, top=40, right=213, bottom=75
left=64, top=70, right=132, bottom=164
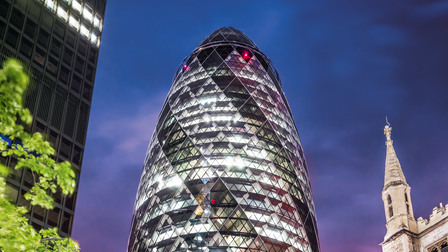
left=39, top=0, right=103, bottom=47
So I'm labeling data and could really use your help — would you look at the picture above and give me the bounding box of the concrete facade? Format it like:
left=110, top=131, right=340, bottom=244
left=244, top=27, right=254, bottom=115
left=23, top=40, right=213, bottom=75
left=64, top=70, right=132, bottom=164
left=381, top=125, right=448, bottom=252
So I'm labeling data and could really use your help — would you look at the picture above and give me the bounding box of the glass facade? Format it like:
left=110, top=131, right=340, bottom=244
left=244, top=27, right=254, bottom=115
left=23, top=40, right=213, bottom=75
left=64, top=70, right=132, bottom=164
left=0, top=0, right=106, bottom=237
left=128, top=27, right=319, bottom=252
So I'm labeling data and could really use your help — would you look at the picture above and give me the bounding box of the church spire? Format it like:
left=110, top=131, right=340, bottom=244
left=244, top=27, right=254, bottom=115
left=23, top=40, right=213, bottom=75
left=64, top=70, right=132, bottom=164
left=383, top=124, right=407, bottom=190
left=381, top=122, right=416, bottom=244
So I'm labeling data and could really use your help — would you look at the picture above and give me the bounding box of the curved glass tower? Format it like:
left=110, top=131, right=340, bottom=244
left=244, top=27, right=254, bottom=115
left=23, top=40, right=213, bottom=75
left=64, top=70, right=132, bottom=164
left=128, top=27, right=319, bottom=252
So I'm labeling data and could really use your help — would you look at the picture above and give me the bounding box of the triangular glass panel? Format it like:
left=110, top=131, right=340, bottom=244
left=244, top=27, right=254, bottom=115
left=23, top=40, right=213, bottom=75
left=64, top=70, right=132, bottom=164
left=219, top=205, right=256, bottom=235
left=201, top=50, right=224, bottom=75
left=215, top=45, right=235, bottom=61
left=219, top=27, right=234, bottom=37
left=197, top=47, right=214, bottom=65
left=247, top=236, right=268, bottom=251
left=209, top=32, right=226, bottom=43
left=225, top=31, right=242, bottom=44
left=211, top=64, right=236, bottom=90
left=187, top=78, right=207, bottom=96
left=254, top=52, right=269, bottom=71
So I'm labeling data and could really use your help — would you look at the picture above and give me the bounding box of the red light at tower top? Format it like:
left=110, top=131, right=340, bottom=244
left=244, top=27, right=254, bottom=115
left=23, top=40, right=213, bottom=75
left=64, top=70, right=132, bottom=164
left=211, top=199, right=217, bottom=204
left=242, top=51, right=251, bottom=62
left=183, top=64, right=189, bottom=70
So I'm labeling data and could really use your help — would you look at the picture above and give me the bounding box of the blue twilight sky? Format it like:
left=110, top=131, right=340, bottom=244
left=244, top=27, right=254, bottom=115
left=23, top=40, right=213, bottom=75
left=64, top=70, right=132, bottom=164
left=71, top=1, right=448, bottom=251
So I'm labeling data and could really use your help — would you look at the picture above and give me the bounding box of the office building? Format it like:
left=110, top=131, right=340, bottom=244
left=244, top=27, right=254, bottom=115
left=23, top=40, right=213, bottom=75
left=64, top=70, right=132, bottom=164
left=0, top=0, right=106, bottom=237
left=128, top=27, right=320, bottom=251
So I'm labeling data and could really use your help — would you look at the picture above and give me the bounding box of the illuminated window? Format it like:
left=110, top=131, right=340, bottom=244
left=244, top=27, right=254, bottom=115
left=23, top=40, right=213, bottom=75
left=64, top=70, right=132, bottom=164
left=72, top=0, right=82, bottom=13
left=94, top=14, right=102, bottom=31
left=160, top=175, right=182, bottom=188
left=80, top=24, right=89, bottom=38
left=82, top=5, right=93, bottom=23
left=57, top=5, right=69, bottom=21
left=90, top=32, right=98, bottom=43
left=45, top=0, right=56, bottom=10
left=224, top=155, right=246, bottom=172
left=68, top=15, right=80, bottom=30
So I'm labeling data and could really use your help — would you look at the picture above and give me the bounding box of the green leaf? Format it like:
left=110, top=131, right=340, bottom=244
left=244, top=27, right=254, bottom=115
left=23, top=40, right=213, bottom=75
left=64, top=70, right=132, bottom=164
left=0, top=163, right=10, bottom=177
left=24, top=184, right=54, bottom=209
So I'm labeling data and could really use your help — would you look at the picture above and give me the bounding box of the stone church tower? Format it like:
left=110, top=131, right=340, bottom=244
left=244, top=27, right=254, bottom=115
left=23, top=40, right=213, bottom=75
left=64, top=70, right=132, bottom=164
left=381, top=124, right=448, bottom=252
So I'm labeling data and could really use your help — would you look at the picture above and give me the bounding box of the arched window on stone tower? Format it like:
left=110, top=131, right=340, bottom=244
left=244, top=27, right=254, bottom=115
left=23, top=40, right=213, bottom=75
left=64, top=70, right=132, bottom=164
left=441, top=241, right=447, bottom=252
left=387, top=195, right=393, bottom=218
left=404, top=193, right=410, bottom=214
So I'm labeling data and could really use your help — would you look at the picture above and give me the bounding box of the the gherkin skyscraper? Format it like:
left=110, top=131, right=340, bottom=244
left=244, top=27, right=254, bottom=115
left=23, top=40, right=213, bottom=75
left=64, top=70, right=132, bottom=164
left=128, top=27, right=320, bottom=252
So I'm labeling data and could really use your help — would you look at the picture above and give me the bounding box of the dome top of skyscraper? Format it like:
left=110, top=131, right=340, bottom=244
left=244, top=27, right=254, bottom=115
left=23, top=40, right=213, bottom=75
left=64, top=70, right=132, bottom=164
left=197, top=27, right=259, bottom=50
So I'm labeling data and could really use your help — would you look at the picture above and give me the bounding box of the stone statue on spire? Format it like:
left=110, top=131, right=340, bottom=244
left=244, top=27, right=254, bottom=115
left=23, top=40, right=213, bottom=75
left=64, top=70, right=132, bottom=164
left=384, top=117, right=392, bottom=142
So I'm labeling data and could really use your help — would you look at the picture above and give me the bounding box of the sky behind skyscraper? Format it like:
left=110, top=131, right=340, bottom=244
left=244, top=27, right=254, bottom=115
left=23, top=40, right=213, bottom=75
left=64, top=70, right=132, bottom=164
left=71, top=1, right=448, bottom=251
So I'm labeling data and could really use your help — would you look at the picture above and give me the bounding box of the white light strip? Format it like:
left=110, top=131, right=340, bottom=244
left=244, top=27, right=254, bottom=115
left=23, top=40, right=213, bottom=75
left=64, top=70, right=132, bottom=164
left=224, top=156, right=246, bottom=170
left=227, top=134, right=249, bottom=144
left=199, top=97, right=216, bottom=105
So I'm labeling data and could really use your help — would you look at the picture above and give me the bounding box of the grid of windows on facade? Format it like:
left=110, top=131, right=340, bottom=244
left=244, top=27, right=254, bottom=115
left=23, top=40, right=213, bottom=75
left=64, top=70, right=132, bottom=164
left=128, top=27, right=320, bottom=252
left=0, top=0, right=106, bottom=237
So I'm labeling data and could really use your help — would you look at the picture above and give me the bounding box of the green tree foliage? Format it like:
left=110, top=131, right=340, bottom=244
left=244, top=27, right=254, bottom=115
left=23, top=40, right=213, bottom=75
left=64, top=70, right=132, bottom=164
left=0, top=59, right=80, bottom=251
